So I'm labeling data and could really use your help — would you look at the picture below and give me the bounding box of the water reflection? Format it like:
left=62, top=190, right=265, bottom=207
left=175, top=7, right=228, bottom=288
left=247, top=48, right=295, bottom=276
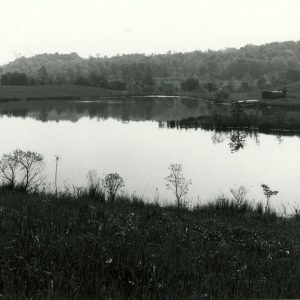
left=210, top=130, right=261, bottom=153
left=1, top=97, right=300, bottom=211
left=165, top=101, right=300, bottom=152
left=229, top=130, right=248, bottom=153
left=211, top=131, right=226, bottom=144
left=0, top=97, right=214, bottom=122
left=2, top=98, right=300, bottom=156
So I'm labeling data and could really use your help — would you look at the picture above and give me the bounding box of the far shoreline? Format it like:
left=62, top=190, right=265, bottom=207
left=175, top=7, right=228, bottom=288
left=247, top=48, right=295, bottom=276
left=1, top=84, right=300, bottom=107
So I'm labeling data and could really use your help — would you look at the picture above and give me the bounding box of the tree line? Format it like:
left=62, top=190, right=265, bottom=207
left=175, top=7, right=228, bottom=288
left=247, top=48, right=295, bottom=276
left=0, top=69, right=127, bottom=91
left=1, top=40, right=300, bottom=93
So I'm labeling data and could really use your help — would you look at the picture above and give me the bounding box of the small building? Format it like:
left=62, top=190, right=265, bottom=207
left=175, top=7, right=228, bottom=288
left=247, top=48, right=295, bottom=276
left=262, top=87, right=287, bottom=99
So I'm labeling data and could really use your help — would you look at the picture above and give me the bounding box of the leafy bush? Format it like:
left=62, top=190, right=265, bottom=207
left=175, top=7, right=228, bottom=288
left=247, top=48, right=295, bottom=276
left=103, top=173, right=125, bottom=201
left=0, top=149, right=44, bottom=191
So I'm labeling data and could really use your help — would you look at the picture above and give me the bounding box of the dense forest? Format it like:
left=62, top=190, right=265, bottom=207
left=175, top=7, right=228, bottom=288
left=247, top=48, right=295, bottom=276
left=1, top=40, right=300, bottom=94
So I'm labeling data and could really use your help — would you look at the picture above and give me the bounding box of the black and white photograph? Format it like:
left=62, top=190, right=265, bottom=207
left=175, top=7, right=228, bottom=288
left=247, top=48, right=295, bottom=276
left=0, top=0, right=300, bottom=298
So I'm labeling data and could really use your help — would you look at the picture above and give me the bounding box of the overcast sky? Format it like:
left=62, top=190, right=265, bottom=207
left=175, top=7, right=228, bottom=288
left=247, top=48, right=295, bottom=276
left=0, top=0, right=300, bottom=65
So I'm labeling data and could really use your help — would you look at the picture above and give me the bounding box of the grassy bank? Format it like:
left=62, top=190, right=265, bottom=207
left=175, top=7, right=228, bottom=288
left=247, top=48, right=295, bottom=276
left=1, top=81, right=300, bottom=106
left=0, top=189, right=299, bottom=299
left=0, top=85, right=210, bottom=101
left=231, top=80, right=300, bottom=106
left=0, top=85, right=127, bottom=101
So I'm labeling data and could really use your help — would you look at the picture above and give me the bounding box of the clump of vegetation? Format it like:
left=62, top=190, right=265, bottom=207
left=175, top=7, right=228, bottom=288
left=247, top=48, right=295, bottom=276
left=181, top=77, right=200, bottom=92
left=103, top=172, right=125, bottom=201
left=0, top=149, right=44, bottom=191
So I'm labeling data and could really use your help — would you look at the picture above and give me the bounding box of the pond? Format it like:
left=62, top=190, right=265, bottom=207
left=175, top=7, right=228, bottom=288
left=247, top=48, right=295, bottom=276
left=1, top=97, right=300, bottom=211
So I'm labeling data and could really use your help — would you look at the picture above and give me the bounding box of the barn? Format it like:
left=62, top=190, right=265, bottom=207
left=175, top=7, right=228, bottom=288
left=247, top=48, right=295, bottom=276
left=262, top=87, right=287, bottom=99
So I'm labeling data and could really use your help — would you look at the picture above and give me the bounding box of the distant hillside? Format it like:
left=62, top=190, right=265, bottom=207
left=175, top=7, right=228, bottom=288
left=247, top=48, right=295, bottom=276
left=1, top=40, right=300, bottom=95
left=1, top=53, right=86, bottom=82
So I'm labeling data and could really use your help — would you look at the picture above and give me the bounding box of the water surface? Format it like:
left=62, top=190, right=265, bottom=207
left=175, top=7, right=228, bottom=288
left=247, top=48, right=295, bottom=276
left=1, top=97, right=300, bottom=211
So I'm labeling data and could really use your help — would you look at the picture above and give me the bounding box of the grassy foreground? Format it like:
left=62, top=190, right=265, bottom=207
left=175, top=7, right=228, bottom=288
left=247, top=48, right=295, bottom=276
left=0, top=189, right=300, bottom=299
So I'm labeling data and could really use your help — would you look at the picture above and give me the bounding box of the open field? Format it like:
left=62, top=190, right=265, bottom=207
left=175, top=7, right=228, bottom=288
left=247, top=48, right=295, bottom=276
left=231, top=81, right=300, bottom=105
left=1, top=81, right=300, bottom=107
left=0, top=188, right=300, bottom=299
left=0, top=85, right=127, bottom=100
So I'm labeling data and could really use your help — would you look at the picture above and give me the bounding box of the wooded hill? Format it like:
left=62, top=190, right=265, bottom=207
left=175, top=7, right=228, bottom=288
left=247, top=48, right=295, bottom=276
left=1, top=40, right=300, bottom=94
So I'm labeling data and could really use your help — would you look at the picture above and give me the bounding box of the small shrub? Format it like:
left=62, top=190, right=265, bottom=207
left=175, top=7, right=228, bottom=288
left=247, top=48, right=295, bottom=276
left=0, top=149, right=44, bottom=191
left=103, top=173, right=125, bottom=201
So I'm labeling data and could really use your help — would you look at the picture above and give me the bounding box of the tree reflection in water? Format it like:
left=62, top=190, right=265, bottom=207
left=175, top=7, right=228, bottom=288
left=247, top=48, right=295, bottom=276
left=210, top=130, right=261, bottom=152
left=228, top=130, right=248, bottom=153
left=211, top=131, right=226, bottom=144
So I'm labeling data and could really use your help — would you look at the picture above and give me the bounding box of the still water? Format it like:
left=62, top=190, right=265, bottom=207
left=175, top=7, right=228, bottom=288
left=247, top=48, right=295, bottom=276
left=1, top=97, right=300, bottom=211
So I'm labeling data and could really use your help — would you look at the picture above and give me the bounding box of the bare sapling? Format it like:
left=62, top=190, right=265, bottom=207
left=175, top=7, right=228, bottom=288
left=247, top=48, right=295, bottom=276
left=165, top=163, right=192, bottom=212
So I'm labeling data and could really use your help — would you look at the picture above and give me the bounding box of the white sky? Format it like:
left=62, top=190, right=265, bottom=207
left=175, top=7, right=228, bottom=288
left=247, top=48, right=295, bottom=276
left=0, top=0, right=300, bottom=65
